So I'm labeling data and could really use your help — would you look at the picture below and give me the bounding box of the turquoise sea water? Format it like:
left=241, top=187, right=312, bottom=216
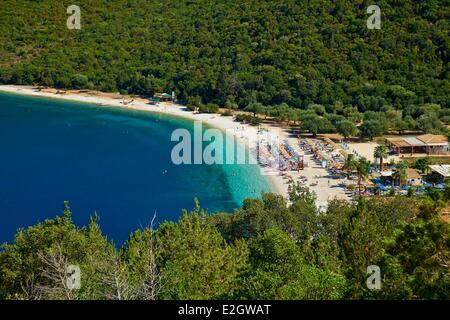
left=0, top=92, right=272, bottom=244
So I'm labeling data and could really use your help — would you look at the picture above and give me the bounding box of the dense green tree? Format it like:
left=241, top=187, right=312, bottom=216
left=0, top=202, right=123, bottom=300
left=415, top=156, right=432, bottom=174
left=417, top=114, right=444, bottom=134
left=198, top=102, right=219, bottom=114
left=391, top=117, right=409, bottom=135
left=377, top=219, right=450, bottom=299
left=360, top=119, right=388, bottom=140
left=235, top=228, right=347, bottom=300
left=71, top=74, right=89, bottom=89
left=419, top=104, right=442, bottom=117
left=156, top=201, right=248, bottom=299
left=339, top=197, right=420, bottom=298
left=244, top=102, right=264, bottom=118
left=307, top=104, right=327, bottom=116
left=300, top=111, right=335, bottom=137
left=225, top=98, right=239, bottom=110
left=335, top=120, right=359, bottom=140
left=343, top=106, right=364, bottom=124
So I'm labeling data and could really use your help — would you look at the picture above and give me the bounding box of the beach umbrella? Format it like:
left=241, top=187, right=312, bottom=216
left=376, top=183, right=388, bottom=191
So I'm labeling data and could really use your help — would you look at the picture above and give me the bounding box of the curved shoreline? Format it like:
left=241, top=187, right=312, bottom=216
left=0, top=85, right=286, bottom=197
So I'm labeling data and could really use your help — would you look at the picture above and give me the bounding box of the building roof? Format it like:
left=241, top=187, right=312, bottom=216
left=386, top=138, right=411, bottom=147
left=387, top=134, right=448, bottom=147
left=406, top=168, right=422, bottom=180
left=417, top=134, right=448, bottom=145
left=380, top=170, right=394, bottom=177
left=428, top=165, right=450, bottom=177
left=403, top=137, right=426, bottom=147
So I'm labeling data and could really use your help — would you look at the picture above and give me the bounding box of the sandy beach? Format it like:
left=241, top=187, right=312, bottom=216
left=0, top=85, right=353, bottom=205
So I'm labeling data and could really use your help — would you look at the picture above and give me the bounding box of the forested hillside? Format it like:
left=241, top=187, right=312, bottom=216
left=1, top=0, right=448, bottom=110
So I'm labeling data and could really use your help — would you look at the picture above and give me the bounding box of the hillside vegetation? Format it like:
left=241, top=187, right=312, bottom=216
left=1, top=187, right=449, bottom=300
left=0, top=0, right=449, bottom=136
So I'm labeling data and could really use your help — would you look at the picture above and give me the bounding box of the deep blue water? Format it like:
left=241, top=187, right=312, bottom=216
left=0, top=92, right=272, bottom=245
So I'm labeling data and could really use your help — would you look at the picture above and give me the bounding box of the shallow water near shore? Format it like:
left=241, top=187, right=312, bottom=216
left=0, top=92, right=272, bottom=245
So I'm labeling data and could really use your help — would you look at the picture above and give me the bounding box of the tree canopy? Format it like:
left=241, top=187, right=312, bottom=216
left=0, top=0, right=448, bottom=112
left=2, top=187, right=449, bottom=300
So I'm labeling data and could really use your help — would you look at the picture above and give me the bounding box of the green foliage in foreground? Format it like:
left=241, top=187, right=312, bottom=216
left=0, top=191, right=449, bottom=300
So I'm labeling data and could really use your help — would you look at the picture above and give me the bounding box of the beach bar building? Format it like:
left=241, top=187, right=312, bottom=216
left=427, top=165, right=450, bottom=183
left=386, top=134, right=448, bottom=156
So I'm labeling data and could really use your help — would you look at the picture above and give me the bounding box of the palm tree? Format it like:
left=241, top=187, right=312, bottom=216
left=373, top=144, right=388, bottom=171
left=356, top=157, right=371, bottom=196
left=393, top=161, right=408, bottom=189
left=344, top=154, right=357, bottom=178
